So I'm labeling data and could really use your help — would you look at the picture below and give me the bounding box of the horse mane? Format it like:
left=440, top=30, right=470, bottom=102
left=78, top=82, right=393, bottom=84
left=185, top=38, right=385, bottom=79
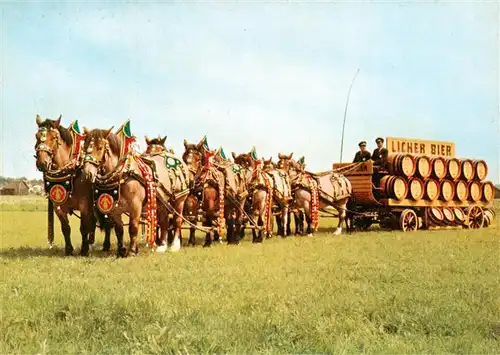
left=38, top=119, right=73, bottom=146
left=85, top=129, right=121, bottom=156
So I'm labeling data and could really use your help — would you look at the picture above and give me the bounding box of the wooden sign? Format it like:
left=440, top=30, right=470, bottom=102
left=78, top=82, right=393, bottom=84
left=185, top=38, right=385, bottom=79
left=386, top=137, right=455, bottom=157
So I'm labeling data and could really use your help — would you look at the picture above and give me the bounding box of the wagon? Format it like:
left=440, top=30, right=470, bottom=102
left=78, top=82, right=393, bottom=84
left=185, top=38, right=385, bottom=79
left=333, top=137, right=496, bottom=232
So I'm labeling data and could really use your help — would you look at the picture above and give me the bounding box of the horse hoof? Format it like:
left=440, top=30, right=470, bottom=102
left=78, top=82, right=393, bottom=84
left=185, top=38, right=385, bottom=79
left=47, top=242, right=54, bottom=250
left=169, top=238, right=181, bottom=252
left=333, top=228, right=342, bottom=236
left=65, top=248, right=74, bottom=256
left=307, top=233, right=313, bottom=237
left=156, top=245, right=168, bottom=253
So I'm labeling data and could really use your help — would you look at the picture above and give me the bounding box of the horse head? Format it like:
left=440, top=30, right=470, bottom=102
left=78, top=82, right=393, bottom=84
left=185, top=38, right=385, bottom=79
left=277, top=152, right=294, bottom=172
left=145, top=135, right=168, bottom=155
left=182, top=138, right=205, bottom=174
left=34, top=114, right=74, bottom=172
left=232, top=152, right=253, bottom=169
left=81, top=126, right=118, bottom=182
left=263, top=157, right=275, bottom=172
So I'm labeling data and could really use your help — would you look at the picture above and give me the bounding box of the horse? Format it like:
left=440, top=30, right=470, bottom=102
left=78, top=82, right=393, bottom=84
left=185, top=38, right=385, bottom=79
left=277, top=152, right=305, bottom=235
left=277, top=154, right=352, bottom=235
left=233, top=151, right=274, bottom=243
left=182, top=138, right=247, bottom=246
left=261, top=157, right=292, bottom=237
left=82, top=124, right=191, bottom=256
left=182, top=139, right=225, bottom=247
left=33, top=114, right=112, bottom=256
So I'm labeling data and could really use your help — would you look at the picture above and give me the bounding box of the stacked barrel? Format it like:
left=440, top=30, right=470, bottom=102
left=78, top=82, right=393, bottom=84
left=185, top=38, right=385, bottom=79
left=380, top=153, right=496, bottom=205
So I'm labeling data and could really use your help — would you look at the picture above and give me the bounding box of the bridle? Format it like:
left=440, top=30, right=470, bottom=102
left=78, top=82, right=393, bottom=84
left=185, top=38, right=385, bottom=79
left=34, top=127, right=61, bottom=171
left=83, top=137, right=110, bottom=168
left=183, top=149, right=202, bottom=175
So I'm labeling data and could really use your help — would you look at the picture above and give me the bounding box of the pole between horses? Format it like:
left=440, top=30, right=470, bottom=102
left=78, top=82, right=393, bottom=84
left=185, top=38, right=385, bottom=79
left=339, top=68, right=360, bottom=163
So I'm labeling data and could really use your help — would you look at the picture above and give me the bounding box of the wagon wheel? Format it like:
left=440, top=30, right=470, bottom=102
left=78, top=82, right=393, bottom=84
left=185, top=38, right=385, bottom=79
left=483, top=208, right=495, bottom=228
left=465, top=205, right=484, bottom=229
left=399, top=209, right=419, bottom=232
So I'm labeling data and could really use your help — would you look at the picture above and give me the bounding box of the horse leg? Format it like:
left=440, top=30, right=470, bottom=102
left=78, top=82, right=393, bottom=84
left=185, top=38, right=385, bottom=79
left=203, top=214, right=213, bottom=247
left=112, top=216, right=126, bottom=258
left=334, top=203, right=346, bottom=236
left=169, top=198, right=186, bottom=253
left=103, top=222, right=112, bottom=252
left=126, top=202, right=142, bottom=256
left=55, top=211, right=74, bottom=256
left=188, top=216, right=197, bottom=247
left=156, top=210, right=169, bottom=253
left=286, top=210, right=292, bottom=236
left=281, top=205, right=289, bottom=238
left=78, top=212, right=92, bottom=256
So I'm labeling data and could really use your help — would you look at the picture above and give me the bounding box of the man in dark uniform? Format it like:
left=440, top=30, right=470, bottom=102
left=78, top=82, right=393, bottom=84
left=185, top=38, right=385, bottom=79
left=353, top=141, right=371, bottom=162
left=372, top=137, right=388, bottom=169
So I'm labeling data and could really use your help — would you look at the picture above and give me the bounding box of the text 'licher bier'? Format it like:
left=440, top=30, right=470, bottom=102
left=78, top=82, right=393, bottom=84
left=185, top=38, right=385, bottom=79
left=386, top=137, right=455, bottom=157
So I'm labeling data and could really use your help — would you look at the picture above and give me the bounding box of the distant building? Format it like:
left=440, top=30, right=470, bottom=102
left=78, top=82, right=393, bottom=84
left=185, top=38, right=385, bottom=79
left=0, top=180, right=30, bottom=195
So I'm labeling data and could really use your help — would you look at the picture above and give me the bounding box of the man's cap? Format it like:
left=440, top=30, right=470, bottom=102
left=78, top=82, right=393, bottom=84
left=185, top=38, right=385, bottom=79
left=359, top=141, right=367, bottom=147
left=375, top=137, right=384, bottom=143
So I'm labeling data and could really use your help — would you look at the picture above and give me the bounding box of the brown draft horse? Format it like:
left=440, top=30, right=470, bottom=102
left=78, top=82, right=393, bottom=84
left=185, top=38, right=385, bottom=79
left=261, top=157, right=292, bottom=237
left=277, top=154, right=352, bottom=235
left=82, top=126, right=190, bottom=256
left=34, top=115, right=112, bottom=256
left=182, top=138, right=246, bottom=246
left=182, top=139, right=224, bottom=247
left=277, top=152, right=304, bottom=235
left=233, top=151, right=273, bottom=243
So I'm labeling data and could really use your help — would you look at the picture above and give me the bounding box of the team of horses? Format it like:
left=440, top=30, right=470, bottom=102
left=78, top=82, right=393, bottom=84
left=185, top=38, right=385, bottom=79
left=34, top=115, right=352, bottom=257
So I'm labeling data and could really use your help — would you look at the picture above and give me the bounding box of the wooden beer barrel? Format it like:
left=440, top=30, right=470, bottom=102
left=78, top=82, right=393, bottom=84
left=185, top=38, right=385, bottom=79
left=430, top=156, right=447, bottom=180
left=408, top=177, right=425, bottom=201
left=415, top=155, right=432, bottom=179
left=387, top=153, right=416, bottom=178
left=446, top=158, right=461, bottom=181
left=481, top=181, right=495, bottom=203
left=468, top=181, right=482, bottom=202
left=427, top=207, right=444, bottom=226
left=440, top=180, right=455, bottom=202
left=459, top=159, right=474, bottom=181
left=473, top=160, right=488, bottom=181
left=380, top=175, right=408, bottom=201
left=452, top=207, right=466, bottom=224
left=454, top=180, right=469, bottom=202
left=442, top=207, right=456, bottom=225
left=424, top=179, right=440, bottom=201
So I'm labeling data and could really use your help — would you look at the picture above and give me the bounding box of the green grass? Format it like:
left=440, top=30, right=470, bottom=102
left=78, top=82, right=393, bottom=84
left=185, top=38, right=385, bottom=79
left=0, top=197, right=499, bottom=354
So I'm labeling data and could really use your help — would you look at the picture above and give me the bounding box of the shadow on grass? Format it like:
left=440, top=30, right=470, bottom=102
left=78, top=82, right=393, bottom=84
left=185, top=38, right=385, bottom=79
left=0, top=245, right=119, bottom=259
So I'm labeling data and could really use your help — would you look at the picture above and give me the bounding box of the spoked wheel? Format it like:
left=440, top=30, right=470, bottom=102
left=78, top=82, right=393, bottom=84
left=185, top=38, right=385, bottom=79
left=399, top=209, right=419, bottom=232
left=483, top=208, right=495, bottom=228
left=465, top=205, right=484, bottom=229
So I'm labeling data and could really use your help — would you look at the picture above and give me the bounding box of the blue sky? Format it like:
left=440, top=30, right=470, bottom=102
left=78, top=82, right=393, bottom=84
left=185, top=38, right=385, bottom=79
left=1, top=1, right=499, bottom=182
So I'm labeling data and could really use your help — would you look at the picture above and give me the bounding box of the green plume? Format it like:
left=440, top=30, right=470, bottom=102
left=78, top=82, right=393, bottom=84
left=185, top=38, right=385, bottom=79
left=251, top=146, right=258, bottom=160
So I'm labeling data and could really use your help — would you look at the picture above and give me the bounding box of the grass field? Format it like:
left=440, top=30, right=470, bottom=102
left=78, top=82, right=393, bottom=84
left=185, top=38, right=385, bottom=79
left=1, top=196, right=499, bottom=354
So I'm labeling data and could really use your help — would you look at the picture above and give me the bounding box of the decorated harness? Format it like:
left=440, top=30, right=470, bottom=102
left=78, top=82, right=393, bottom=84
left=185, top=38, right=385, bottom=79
left=37, top=121, right=86, bottom=207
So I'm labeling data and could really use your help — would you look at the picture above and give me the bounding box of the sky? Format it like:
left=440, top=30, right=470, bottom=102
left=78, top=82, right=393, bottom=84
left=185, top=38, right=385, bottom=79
left=1, top=1, right=499, bottom=183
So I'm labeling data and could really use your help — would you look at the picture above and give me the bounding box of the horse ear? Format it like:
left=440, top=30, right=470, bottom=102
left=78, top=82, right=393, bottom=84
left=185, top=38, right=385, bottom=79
left=278, top=153, right=285, bottom=160
left=288, top=152, right=293, bottom=159
left=145, top=136, right=151, bottom=145
left=83, top=126, right=90, bottom=134
left=183, top=139, right=189, bottom=148
left=36, top=114, right=42, bottom=126
left=105, top=126, right=114, bottom=137
left=232, top=152, right=237, bottom=159
left=53, top=115, right=62, bottom=128
left=160, top=136, right=167, bottom=146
